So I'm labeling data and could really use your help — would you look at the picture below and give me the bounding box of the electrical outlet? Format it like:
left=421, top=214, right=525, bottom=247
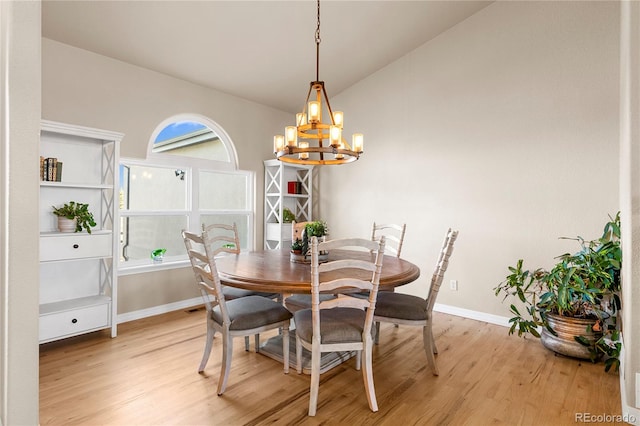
left=450, top=279, right=458, bottom=291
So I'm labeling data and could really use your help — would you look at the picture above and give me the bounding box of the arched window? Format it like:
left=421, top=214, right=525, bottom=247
left=119, top=114, right=254, bottom=272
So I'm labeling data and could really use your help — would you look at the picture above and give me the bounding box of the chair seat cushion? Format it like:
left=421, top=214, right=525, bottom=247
left=222, top=286, right=278, bottom=300
left=211, top=295, right=292, bottom=330
left=294, top=308, right=366, bottom=344
left=374, top=291, right=428, bottom=321
left=285, top=293, right=337, bottom=310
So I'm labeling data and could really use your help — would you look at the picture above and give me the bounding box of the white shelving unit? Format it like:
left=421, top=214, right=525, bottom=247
left=39, top=120, right=123, bottom=343
left=263, top=159, right=313, bottom=249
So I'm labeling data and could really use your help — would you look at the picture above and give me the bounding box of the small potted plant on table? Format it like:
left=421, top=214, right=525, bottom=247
left=291, top=239, right=303, bottom=255
left=290, top=221, right=328, bottom=263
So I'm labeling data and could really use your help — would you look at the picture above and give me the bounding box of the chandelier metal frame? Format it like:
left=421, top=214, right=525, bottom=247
left=273, top=0, right=363, bottom=166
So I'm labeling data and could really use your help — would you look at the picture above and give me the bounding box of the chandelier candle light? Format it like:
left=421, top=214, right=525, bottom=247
left=273, top=0, right=363, bottom=165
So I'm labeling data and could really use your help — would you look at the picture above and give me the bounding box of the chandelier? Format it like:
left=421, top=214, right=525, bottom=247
left=273, top=0, right=363, bottom=165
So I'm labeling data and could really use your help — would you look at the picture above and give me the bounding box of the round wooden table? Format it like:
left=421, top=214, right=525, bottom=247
left=215, top=248, right=420, bottom=374
left=215, top=248, right=421, bottom=293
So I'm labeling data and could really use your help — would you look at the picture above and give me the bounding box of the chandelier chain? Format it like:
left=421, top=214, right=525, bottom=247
left=315, top=0, right=321, bottom=81
left=315, top=0, right=321, bottom=45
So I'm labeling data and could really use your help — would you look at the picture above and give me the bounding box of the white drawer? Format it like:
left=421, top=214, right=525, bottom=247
left=40, top=233, right=112, bottom=262
left=40, top=303, right=110, bottom=342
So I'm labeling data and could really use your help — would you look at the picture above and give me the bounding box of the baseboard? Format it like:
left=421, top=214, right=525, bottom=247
left=117, top=299, right=512, bottom=327
left=116, top=296, right=203, bottom=324
left=433, top=303, right=511, bottom=327
left=619, top=335, right=640, bottom=425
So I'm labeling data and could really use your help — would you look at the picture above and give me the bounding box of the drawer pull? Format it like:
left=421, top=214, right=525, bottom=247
left=73, top=244, right=79, bottom=249
left=71, top=318, right=78, bottom=324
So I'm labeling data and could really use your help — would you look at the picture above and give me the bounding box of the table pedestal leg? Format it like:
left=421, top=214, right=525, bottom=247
left=259, top=331, right=356, bottom=374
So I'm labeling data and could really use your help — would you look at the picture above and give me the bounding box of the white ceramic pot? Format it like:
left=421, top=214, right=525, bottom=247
left=57, top=217, right=77, bottom=233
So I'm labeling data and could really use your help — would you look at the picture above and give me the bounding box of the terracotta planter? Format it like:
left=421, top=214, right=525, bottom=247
left=540, top=313, right=602, bottom=360
left=57, top=217, right=77, bottom=233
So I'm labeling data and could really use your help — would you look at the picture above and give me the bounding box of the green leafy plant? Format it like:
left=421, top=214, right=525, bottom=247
left=494, top=212, right=621, bottom=372
left=291, top=239, right=303, bottom=253
left=301, top=221, right=328, bottom=257
left=52, top=201, right=97, bottom=234
left=151, top=248, right=167, bottom=259
left=282, top=208, right=296, bottom=223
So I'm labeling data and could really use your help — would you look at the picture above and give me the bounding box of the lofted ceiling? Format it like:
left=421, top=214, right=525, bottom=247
left=41, top=0, right=492, bottom=113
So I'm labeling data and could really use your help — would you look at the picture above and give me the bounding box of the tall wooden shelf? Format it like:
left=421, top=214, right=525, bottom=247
left=263, top=159, right=313, bottom=249
left=39, top=120, right=123, bottom=343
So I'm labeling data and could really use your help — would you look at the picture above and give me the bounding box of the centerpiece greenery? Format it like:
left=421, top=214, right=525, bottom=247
left=494, top=212, right=621, bottom=372
left=291, top=239, right=303, bottom=254
left=301, top=220, right=328, bottom=257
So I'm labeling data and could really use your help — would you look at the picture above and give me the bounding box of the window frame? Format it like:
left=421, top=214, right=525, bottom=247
left=118, top=115, right=254, bottom=275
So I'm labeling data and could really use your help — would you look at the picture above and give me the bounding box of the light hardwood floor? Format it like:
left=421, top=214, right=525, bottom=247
left=40, top=308, right=622, bottom=425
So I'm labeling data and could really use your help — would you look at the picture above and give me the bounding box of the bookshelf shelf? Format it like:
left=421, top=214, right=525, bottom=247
left=40, top=181, right=113, bottom=189
left=263, top=159, right=313, bottom=250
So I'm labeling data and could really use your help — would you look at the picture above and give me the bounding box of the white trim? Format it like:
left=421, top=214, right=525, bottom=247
left=146, top=113, right=239, bottom=170
left=117, top=299, right=512, bottom=329
left=0, top=2, right=9, bottom=420
left=116, top=296, right=204, bottom=324
left=118, top=259, right=190, bottom=276
left=619, top=337, right=640, bottom=425
left=41, top=119, right=124, bottom=143
left=433, top=303, right=511, bottom=327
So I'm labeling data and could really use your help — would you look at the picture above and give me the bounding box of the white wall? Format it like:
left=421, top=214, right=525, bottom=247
left=320, top=1, right=620, bottom=318
left=34, top=0, right=637, bottom=417
left=0, top=1, right=41, bottom=424
left=42, top=38, right=292, bottom=313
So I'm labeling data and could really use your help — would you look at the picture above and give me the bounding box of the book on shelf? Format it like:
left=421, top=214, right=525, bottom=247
left=40, top=157, right=62, bottom=182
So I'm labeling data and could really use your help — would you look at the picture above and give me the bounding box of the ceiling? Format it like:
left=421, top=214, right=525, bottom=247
left=41, top=0, right=492, bottom=113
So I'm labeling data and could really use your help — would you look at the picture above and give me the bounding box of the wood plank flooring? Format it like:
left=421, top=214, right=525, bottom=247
left=39, top=308, right=623, bottom=425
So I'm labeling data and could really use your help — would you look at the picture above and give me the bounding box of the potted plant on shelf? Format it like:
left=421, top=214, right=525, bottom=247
left=494, top=212, right=622, bottom=372
left=52, top=201, right=97, bottom=234
left=282, top=207, right=296, bottom=223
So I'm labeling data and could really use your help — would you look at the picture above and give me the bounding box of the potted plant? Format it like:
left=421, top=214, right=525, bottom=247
left=291, top=239, right=303, bottom=255
left=52, top=201, right=97, bottom=234
left=282, top=207, right=296, bottom=223
left=301, top=220, right=328, bottom=257
left=494, top=212, right=621, bottom=372
left=151, top=248, right=167, bottom=263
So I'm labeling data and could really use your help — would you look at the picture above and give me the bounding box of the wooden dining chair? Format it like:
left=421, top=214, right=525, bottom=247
left=373, top=228, right=458, bottom=376
left=348, top=222, right=407, bottom=302
left=182, top=229, right=292, bottom=395
left=371, top=222, right=406, bottom=258
left=201, top=223, right=279, bottom=301
left=294, top=236, right=386, bottom=416
left=284, top=220, right=335, bottom=312
left=199, top=223, right=279, bottom=351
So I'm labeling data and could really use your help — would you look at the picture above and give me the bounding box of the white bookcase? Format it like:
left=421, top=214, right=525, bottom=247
left=39, top=120, right=123, bottom=343
left=264, top=159, right=313, bottom=249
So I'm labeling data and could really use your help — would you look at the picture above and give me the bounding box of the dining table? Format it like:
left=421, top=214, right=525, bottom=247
left=215, top=248, right=421, bottom=374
